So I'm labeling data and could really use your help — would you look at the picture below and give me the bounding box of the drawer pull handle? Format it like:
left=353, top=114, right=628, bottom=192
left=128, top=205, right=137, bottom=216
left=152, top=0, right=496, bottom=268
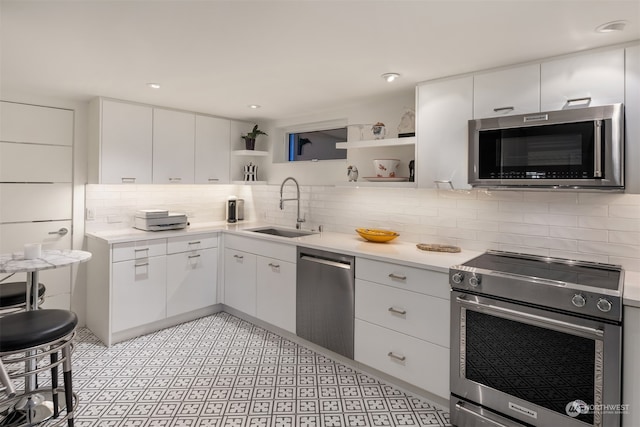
left=388, top=307, right=407, bottom=315
left=135, top=262, right=149, bottom=268
left=268, top=263, right=280, bottom=268
left=188, top=254, right=201, bottom=259
left=134, top=248, right=149, bottom=252
left=188, top=241, right=201, bottom=245
left=208, top=178, right=219, bottom=182
left=121, top=177, right=136, bottom=183
left=493, top=106, right=514, bottom=113
left=387, top=352, right=406, bottom=362
left=169, top=177, right=182, bottom=182
left=388, top=273, right=407, bottom=281
left=234, top=255, right=244, bottom=260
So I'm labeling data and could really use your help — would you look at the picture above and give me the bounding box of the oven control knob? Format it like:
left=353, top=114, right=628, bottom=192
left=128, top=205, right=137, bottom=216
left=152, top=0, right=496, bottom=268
left=597, top=298, right=613, bottom=313
left=571, top=294, right=586, bottom=308
left=452, top=272, right=465, bottom=284
left=468, top=274, right=481, bottom=287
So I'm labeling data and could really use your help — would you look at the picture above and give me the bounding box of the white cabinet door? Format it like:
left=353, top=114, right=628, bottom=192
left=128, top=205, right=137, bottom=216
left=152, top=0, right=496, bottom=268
left=153, top=108, right=195, bottom=184
left=0, top=101, right=73, bottom=146
left=541, top=49, right=625, bottom=111
left=0, top=143, right=72, bottom=183
left=625, top=45, right=640, bottom=194
left=224, top=248, right=257, bottom=316
left=474, top=64, right=540, bottom=118
left=416, top=76, right=473, bottom=189
left=0, top=184, right=72, bottom=222
left=195, top=115, right=231, bottom=184
left=100, top=99, right=153, bottom=184
left=623, top=306, right=640, bottom=427
left=112, top=256, right=167, bottom=332
left=256, top=256, right=296, bottom=333
left=166, top=247, right=217, bottom=317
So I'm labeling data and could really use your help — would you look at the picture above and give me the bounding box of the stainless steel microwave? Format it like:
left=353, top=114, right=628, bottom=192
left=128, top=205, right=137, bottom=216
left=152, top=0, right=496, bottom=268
left=468, top=103, right=624, bottom=190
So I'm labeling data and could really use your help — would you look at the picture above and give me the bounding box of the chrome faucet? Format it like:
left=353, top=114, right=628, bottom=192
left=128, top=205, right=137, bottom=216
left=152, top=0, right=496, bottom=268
left=279, top=176, right=305, bottom=229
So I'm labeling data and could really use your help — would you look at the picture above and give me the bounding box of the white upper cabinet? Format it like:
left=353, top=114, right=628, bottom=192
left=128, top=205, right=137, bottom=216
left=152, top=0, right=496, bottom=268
left=195, top=115, right=231, bottom=184
left=96, top=99, right=153, bottom=184
left=625, top=45, right=640, bottom=194
left=540, top=48, right=625, bottom=111
left=152, top=108, right=195, bottom=184
left=473, top=64, right=540, bottom=118
left=416, top=75, right=473, bottom=190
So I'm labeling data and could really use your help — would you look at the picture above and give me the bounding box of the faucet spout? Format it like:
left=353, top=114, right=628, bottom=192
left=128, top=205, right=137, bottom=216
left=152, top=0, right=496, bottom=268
left=279, top=176, right=305, bottom=227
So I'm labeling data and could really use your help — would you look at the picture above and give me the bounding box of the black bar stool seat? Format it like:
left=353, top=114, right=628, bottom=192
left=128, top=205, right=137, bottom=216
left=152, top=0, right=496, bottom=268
left=0, top=282, right=46, bottom=310
left=0, top=310, right=77, bottom=351
left=0, top=309, right=78, bottom=427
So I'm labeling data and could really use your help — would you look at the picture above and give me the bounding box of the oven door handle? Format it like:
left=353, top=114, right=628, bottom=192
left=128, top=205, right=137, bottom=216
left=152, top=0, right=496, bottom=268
left=456, top=296, right=604, bottom=338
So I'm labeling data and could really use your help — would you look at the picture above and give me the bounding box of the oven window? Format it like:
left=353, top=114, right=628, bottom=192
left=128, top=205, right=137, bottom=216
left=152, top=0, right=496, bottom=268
left=465, top=309, right=595, bottom=425
left=478, top=121, right=600, bottom=180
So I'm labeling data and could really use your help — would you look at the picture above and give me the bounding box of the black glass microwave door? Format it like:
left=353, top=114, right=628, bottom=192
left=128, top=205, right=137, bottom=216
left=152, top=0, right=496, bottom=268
left=465, top=309, right=595, bottom=425
left=478, top=122, right=598, bottom=180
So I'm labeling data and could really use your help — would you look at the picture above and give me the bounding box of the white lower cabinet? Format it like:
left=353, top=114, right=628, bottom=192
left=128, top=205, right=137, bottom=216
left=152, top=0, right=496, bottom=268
left=355, top=319, right=449, bottom=398
left=355, top=257, right=450, bottom=399
left=112, top=255, right=167, bottom=332
left=167, top=246, right=218, bottom=318
left=223, top=234, right=296, bottom=332
left=224, top=248, right=257, bottom=316
left=256, top=256, right=296, bottom=333
left=86, top=232, right=219, bottom=346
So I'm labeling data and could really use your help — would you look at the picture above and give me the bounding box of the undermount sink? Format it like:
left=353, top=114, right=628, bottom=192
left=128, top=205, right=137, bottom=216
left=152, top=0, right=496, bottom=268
left=247, top=227, right=316, bottom=238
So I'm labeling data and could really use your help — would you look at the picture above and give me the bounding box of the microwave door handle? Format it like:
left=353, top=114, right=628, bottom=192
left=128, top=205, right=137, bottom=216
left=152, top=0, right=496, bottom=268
left=594, top=120, right=602, bottom=178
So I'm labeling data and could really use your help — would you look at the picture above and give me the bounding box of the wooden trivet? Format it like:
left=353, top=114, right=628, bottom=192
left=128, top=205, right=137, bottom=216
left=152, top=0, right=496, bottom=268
left=416, top=243, right=461, bottom=253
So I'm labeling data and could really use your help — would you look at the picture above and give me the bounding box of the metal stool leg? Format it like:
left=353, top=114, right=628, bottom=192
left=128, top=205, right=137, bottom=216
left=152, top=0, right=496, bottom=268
left=62, top=344, right=74, bottom=427
left=50, top=352, right=59, bottom=418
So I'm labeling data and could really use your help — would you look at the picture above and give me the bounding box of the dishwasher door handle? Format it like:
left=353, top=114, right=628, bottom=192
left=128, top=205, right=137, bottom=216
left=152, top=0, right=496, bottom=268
left=300, top=255, right=352, bottom=270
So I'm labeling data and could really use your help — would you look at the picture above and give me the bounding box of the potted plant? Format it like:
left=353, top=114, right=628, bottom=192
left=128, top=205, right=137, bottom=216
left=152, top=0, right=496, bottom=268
left=242, top=124, right=268, bottom=150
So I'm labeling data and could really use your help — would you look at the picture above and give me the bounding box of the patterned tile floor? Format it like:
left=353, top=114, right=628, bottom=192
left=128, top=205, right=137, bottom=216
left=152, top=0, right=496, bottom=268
left=62, top=312, right=449, bottom=426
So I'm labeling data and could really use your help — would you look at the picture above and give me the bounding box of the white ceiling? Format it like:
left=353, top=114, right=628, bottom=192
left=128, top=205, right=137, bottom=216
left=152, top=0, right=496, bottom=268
left=1, top=0, right=639, bottom=121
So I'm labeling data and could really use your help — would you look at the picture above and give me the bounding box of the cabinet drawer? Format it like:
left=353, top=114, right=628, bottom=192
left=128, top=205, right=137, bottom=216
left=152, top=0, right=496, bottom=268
left=356, top=258, right=449, bottom=299
left=167, top=233, right=217, bottom=254
left=112, top=239, right=166, bottom=262
left=224, top=233, right=296, bottom=262
left=355, top=279, right=449, bottom=347
left=355, top=319, right=449, bottom=399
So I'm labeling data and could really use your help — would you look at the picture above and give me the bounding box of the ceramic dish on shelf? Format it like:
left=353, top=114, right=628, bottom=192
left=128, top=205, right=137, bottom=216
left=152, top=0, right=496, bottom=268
left=363, top=177, right=409, bottom=182
left=355, top=228, right=400, bottom=243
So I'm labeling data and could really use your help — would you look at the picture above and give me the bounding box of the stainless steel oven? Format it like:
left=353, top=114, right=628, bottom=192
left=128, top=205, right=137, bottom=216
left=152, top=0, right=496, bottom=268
left=449, top=250, right=624, bottom=427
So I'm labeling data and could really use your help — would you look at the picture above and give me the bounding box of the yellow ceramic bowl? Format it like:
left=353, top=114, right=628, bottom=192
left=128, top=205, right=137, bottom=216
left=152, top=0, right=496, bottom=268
left=355, top=228, right=400, bottom=243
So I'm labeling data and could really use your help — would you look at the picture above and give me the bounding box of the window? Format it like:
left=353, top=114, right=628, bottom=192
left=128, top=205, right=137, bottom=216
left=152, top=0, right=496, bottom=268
left=287, top=127, right=347, bottom=161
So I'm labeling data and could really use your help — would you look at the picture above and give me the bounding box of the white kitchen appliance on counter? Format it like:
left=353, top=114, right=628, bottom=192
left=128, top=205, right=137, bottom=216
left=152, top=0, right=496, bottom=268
left=134, top=210, right=188, bottom=231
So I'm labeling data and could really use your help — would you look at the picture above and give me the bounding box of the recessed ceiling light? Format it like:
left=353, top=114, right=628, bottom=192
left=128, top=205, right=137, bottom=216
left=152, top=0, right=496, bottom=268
left=147, top=83, right=161, bottom=89
left=248, top=104, right=261, bottom=109
left=381, top=73, right=400, bottom=83
left=595, top=20, right=627, bottom=33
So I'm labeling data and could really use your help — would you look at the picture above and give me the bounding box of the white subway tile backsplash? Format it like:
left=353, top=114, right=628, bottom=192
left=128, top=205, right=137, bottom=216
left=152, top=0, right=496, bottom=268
left=85, top=184, right=640, bottom=271
left=549, top=226, right=608, bottom=242
left=523, top=213, right=578, bottom=227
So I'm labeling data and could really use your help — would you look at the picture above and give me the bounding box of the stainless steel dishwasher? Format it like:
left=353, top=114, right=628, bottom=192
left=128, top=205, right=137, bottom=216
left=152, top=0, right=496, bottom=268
left=296, top=247, right=355, bottom=359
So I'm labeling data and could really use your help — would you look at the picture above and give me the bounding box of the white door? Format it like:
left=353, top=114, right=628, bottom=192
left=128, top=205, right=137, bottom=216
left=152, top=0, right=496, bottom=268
left=0, top=101, right=74, bottom=309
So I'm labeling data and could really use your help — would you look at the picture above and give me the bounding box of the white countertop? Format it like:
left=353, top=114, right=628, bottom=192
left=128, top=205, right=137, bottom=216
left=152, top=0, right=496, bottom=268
left=86, top=222, right=640, bottom=307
